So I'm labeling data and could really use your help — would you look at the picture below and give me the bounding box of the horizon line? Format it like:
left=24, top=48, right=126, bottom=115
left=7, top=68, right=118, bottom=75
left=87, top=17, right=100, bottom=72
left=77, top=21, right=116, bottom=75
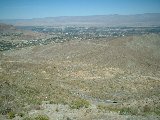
left=0, top=12, right=160, bottom=20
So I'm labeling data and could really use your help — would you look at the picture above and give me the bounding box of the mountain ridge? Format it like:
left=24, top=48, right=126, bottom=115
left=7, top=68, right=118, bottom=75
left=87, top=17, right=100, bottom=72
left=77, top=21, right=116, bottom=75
left=0, top=13, right=160, bottom=27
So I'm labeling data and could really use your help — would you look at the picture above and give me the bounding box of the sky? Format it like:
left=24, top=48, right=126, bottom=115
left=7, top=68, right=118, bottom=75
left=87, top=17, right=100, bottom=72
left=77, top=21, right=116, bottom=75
left=0, top=0, right=160, bottom=19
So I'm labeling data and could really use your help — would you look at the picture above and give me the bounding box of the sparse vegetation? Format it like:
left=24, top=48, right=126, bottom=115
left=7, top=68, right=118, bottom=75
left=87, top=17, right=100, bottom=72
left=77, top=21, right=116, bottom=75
left=35, top=115, right=49, bottom=120
left=7, top=111, right=16, bottom=119
left=70, top=99, right=90, bottom=109
left=119, top=107, right=138, bottom=115
left=23, top=117, right=34, bottom=120
left=23, top=115, right=49, bottom=120
left=0, top=23, right=160, bottom=119
left=18, top=112, right=25, bottom=117
left=97, top=104, right=108, bottom=112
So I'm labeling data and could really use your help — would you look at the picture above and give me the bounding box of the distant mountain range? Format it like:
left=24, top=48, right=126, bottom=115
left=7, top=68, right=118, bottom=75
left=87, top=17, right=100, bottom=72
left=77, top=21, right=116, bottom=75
left=0, top=13, right=160, bottom=27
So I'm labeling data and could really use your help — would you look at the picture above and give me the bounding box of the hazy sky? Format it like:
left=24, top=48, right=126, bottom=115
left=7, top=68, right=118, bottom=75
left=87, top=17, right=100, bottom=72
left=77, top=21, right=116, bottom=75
left=0, top=0, right=160, bottom=19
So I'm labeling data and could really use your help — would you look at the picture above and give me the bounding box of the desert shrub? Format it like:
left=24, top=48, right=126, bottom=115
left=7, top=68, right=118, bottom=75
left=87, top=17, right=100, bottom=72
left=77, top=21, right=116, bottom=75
left=55, top=107, right=59, bottom=112
left=7, top=111, right=16, bottom=119
left=143, top=105, right=150, bottom=113
left=49, top=99, right=67, bottom=105
left=154, top=108, right=160, bottom=115
left=17, top=112, right=25, bottom=117
left=142, top=105, right=160, bottom=116
left=67, top=117, right=72, bottom=120
left=70, top=99, right=90, bottom=109
left=35, top=115, right=49, bottom=120
left=49, top=101, right=54, bottom=104
left=119, top=107, right=138, bottom=115
left=97, top=104, right=120, bottom=113
left=0, top=107, right=12, bottom=115
left=97, top=104, right=108, bottom=112
left=23, top=117, right=34, bottom=120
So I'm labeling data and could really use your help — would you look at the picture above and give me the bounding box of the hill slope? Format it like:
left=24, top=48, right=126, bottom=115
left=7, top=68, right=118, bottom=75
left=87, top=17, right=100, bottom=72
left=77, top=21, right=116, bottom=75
left=0, top=33, right=160, bottom=119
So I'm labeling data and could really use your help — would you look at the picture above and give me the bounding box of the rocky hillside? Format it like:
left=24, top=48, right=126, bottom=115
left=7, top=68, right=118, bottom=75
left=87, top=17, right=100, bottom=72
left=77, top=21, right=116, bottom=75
left=0, top=33, right=160, bottom=119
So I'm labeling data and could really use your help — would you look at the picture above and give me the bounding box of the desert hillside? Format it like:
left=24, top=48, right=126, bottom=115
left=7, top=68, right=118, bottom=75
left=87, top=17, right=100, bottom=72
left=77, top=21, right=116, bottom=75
left=0, top=28, right=160, bottom=119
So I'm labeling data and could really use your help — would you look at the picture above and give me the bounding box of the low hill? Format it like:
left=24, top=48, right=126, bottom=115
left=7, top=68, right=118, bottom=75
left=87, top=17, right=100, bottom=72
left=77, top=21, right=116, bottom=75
left=0, top=23, right=15, bottom=32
